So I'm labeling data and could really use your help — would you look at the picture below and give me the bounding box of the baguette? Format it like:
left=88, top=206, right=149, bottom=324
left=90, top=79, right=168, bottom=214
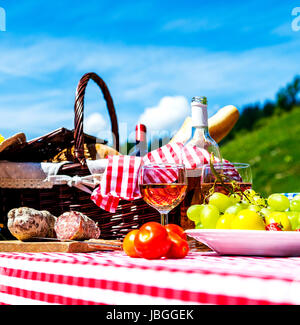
left=169, top=105, right=239, bottom=144
left=0, top=133, right=26, bottom=153
left=51, top=143, right=120, bottom=162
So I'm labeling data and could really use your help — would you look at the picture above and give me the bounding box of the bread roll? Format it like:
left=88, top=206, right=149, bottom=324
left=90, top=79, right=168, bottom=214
left=0, top=133, right=26, bottom=153
left=208, top=105, right=239, bottom=143
left=170, top=105, right=239, bottom=144
left=51, top=143, right=120, bottom=162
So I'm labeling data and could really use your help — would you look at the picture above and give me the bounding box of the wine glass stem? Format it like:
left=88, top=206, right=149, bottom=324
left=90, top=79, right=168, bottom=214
left=160, top=213, right=168, bottom=226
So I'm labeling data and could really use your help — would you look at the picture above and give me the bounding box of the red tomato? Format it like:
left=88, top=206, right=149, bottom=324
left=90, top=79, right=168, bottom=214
left=123, top=229, right=140, bottom=258
left=165, top=224, right=187, bottom=241
left=165, top=231, right=189, bottom=259
left=134, top=222, right=172, bottom=259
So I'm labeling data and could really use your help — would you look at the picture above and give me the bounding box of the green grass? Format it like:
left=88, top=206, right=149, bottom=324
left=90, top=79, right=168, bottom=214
left=220, top=107, right=300, bottom=197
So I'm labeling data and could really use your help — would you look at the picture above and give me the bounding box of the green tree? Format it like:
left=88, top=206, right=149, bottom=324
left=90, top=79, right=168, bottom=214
left=262, top=100, right=275, bottom=117
left=276, top=75, right=300, bottom=111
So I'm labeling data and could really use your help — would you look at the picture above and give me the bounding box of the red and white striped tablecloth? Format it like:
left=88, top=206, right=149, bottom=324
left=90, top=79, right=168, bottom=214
left=1, top=250, right=300, bottom=305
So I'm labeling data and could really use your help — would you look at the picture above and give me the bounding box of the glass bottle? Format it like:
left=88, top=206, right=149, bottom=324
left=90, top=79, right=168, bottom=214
left=185, top=96, right=221, bottom=160
left=130, top=123, right=148, bottom=157
left=180, top=96, right=222, bottom=231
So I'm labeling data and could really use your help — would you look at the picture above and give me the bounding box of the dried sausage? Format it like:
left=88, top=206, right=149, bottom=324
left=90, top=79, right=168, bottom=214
left=7, top=207, right=57, bottom=241
left=54, top=211, right=100, bottom=240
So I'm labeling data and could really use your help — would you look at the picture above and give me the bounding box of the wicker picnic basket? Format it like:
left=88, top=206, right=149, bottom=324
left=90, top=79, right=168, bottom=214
left=0, top=72, right=180, bottom=240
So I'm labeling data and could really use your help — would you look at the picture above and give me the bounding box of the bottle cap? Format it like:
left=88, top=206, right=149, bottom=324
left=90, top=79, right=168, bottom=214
left=191, top=97, right=208, bottom=127
left=135, top=124, right=147, bottom=142
left=191, top=96, right=207, bottom=105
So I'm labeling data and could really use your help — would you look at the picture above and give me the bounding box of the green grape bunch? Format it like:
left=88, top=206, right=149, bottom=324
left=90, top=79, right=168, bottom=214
left=187, top=156, right=300, bottom=231
left=187, top=191, right=300, bottom=232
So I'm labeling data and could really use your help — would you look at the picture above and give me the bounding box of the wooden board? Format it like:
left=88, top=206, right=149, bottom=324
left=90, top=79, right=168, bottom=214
left=0, top=239, right=122, bottom=253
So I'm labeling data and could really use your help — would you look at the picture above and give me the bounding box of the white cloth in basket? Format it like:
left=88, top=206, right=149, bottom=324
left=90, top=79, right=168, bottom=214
left=0, top=159, right=108, bottom=193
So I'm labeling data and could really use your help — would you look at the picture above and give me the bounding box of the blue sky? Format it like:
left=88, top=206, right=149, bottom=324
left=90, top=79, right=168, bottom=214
left=0, top=0, right=299, bottom=149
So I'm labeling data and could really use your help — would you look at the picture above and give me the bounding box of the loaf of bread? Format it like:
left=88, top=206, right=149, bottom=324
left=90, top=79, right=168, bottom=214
left=7, top=207, right=57, bottom=241
left=208, top=105, right=239, bottom=143
left=0, top=133, right=27, bottom=153
left=170, top=105, right=239, bottom=144
left=51, top=143, right=120, bottom=162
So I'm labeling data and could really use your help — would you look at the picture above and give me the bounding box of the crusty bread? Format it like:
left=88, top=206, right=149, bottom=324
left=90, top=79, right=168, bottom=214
left=208, top=105, right=239, bottom=143
left=170, top=105, right=239, bottom=144
left=51, top=143, right=120, bottom=162
left=0, top=133, right=26, bottom=153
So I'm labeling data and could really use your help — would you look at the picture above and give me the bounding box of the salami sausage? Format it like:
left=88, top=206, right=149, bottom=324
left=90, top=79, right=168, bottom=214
left=7, top=207, right=57, bottom=241
left=54, top=211, right=101, bottom=240
left=41, top=210, right=57, bottom=238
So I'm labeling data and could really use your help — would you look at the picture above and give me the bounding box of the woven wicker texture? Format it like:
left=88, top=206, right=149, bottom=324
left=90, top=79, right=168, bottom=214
left=0, top=73, right=176, bottom=240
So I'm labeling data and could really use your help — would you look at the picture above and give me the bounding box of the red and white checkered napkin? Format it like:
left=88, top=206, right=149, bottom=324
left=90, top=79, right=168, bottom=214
left=91, top=142, right=214, bottom=212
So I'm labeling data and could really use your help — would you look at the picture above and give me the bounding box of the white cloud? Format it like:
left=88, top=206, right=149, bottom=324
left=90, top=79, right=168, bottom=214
left=138, top=96, right=189, bottom=137
left=84, top=112, right=107, bottom=135
left=162, top=18, right=220, bottom=33
left=0, top=39, right=77, bottom=78
left=0, top=36, right=300, bottom=142
left=1, top=37, right=299, bottom=108
left=84, top=112, right=114, bottom=144
left=271, top=23, right=294, bottom=36
left=0, top=103, right=73, bottom=138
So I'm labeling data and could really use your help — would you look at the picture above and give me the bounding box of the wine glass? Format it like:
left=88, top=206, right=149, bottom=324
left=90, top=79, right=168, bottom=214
left=201, top=162, right=252, bottom=202
left=139, top=163, right=187, bottom=225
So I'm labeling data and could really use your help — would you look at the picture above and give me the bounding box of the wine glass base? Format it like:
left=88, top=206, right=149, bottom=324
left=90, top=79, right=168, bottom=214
left=160, top=213, right=169, bottom=226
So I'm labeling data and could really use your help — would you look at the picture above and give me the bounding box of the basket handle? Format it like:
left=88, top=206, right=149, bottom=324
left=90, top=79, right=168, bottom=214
left=74, top=72, right=120, bottom=166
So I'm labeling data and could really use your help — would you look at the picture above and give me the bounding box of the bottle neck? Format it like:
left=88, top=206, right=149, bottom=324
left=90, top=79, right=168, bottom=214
left=135, top=126, right=147, bottom=156
left=191, top=125, right=210, bottom=138
left=191, top=103, right=208, bottom=128
left=136, top=128, right=147, bottom=143
left=186, top=100, right=222, bottom=161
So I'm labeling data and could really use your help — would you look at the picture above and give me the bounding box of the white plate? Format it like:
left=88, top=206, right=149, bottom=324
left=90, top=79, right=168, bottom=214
left=185, top=229, right=300, bottom=256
